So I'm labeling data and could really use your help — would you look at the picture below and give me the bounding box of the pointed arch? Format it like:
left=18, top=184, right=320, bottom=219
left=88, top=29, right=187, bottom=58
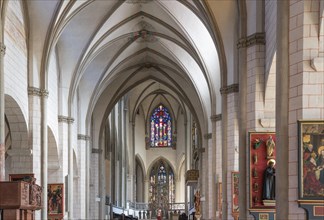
left=135, top=154, right=146, bottom=179
left=147, top=156, right=176, bottom=181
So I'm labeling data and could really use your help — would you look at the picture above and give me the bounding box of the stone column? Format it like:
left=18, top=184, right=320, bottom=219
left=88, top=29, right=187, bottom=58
left=276, top=0, right=289, bottom=218
left=99, top=139, right=105, bottom=219
left=220, top=90, right=228, bottom=220
left=78, top=134, right=89, bottom=219
left=237, top=37, right=248, bottom=220
left=207, top=127, right=215, bottom=218
left=132, top=123, right=135, bottom=202
left=41, top=89, right=49, bottom=219
left=210, top=115, right=219, bottom=218
left=86, top=135, right=90, bottom=219
left=68, top=118, right=74, bottom=219
left=184, top=122, right=188, bottom=213
left=0, top=42, right=5, bottom=181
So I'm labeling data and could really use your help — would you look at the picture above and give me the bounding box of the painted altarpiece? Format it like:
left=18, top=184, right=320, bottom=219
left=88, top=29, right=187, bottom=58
left=297, top=120, right=324, bottom=219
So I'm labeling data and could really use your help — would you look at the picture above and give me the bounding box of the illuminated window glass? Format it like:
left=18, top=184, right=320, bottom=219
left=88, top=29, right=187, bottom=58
left=149, top=161, right=175, bottom=208
left=150, top=105, right=172, bottom=147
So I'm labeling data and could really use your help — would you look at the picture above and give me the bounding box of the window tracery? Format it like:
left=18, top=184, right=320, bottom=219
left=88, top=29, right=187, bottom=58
left=150, top=105, right=172, bottom=147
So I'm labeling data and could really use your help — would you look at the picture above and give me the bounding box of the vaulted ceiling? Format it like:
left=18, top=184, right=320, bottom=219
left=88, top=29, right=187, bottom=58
left=26, top=0, right=237, bottom=131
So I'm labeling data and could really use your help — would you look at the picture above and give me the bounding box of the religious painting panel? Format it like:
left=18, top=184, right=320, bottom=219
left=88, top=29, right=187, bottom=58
left=231, top=171, right=239, bottom=220
left=298, top=120, right=324, bottom=199
left=48, top=183, right=64, bottom=219
left=248, top=132, right=276, bottom=210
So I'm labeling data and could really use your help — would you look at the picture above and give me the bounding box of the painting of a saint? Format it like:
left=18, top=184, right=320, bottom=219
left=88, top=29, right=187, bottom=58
left=299, top=121, right=324, bottom=198
left=48, top=183, right=64, bottom=218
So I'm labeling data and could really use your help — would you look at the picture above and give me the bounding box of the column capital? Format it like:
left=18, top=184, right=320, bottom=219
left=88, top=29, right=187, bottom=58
left=204, top=133, right=212, bottom=139
left=78, top=134, right=90, bottom=141
left=220, top=84, right=239, bottom=95
left=237, top=32, right=265, bottom=49
left=0, top=43, right=6, bottom=55
left=58, top=115, right=74, bottom=124
left=92, top=148, right=102, bottom=154
left=210, top=114, right=222, bottom=122
left=40, top=89, right=49, bottom=98
left=28, top=87, right=42, bottom=96
left=28, top=87, right=49, bottom=97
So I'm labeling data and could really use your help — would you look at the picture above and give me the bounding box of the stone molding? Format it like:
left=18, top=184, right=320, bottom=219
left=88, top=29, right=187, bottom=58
left=237, top=32, right=265, bottom=49
left=41, top=89, right=49, bottom=97
left=311, top=57, right=324, bottom=71
left=210, top=114, right=222, bottom=122
left=78, top=134, right=90, bottom=141
left=7, top=148, right=32, bottom=156
left=204, top=133, right=212, bottom=139
left=0, top=43, right=6, bottom=55
left=220, top=84, right=239, bottom=95
left=28, top=87, right=49, bottom=97
left=58, top=115, right=74, bottom=124
left=92, top=148, right=102, bottom=154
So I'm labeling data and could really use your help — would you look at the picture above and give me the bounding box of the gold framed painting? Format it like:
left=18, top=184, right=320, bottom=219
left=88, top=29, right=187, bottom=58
left=298, top=120, right=324, bottom=199
left=48, top=183, right=64, bottom=219
left=231, top=171, right=239, bottom=214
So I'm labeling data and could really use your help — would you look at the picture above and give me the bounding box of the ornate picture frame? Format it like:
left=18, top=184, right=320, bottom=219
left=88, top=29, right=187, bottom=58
left=248, top=132, right=276, bottom=210
left=48, top=183, right=64, bottom=219
left=231, top=171, right=239, bottom=219
left=298, top=120, right=324, bottom=199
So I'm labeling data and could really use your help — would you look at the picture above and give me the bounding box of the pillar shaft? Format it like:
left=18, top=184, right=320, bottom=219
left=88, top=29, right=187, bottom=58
left=132, top=123, right=135, bottom=202
left=68, top=121, right=74, bottom=219
left=276, top=0, right=289, bottom=218
left=238, top=44, right=248, bottom=220
left=41, top=91, right=48, bottom=219
left=210, top=118, right=217, bottom=218
left=221, top=93, right=228, bottom=220
left=0, top=41, right=5, bottom=181
left=184, top=123, right=188, bottom=213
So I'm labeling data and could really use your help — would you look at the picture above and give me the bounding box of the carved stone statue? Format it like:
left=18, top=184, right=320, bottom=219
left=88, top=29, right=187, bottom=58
left=266, top=135, right=275, bottom=158
left=194, top=190, right=201, bottom=215
left=262, top=160, right=276, bottom=200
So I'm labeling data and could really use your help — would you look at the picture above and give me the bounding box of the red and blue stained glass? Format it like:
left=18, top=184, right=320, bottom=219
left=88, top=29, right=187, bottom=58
left=150, top=105, right=172, bottom=147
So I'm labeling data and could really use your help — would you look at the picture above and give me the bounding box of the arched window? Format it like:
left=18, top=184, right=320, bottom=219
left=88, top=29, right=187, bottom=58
left=150, top=105, right=172, bottom=147
left=149, top=160, right=175, bottom=213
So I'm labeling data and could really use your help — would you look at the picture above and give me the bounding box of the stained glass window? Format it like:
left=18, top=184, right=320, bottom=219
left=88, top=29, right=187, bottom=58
left=150, top=105, right=172, bottom=147
left=149, top=161, right=175, bottom=212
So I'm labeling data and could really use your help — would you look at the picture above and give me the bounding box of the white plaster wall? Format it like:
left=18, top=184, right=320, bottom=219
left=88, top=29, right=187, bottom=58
left=48, top=51, right=59, bottom=143
left=206, top=0, right=237, bottom=85
left=4, top=0, right=28, bottom=125
left=134, top=111, right=147, bottom=168
left=265, top=0, right=277, bottom=80
left=175, top=111, right=185, bottom=171
left=48, top=127, right=60, bottom=184
left=246, top=0, right=263, bottom=35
